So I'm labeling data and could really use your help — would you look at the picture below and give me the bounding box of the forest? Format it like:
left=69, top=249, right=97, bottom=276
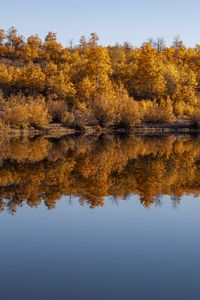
left=0, top=27, right=200, bottom=130
left=0, top=134, right=200, bottom=213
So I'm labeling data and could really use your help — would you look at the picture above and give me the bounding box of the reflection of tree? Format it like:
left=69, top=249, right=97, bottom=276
left=0, top=135, right=200, bottom=213
left=155, top=195, right=163, bottom=207
left=171, top=195, right=181, bottom=209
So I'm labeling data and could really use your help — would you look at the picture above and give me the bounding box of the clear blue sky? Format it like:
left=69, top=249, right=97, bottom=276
left=1, top=0, right=200, bottom=47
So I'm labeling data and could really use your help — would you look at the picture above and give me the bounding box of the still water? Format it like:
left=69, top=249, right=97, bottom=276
left=1, top=134, right=200, bottom=300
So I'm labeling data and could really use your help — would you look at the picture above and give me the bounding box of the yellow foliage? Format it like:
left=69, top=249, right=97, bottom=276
left=0, top=95, right=51, bottom=128
left=141, top=99, right=175, bottom=123
left=0, top=28, right=200, bottom=127
left=47, top=100, right=67, bottom=122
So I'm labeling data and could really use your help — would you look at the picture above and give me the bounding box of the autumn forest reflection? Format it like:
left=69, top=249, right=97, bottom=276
left=0, top=134, right=200, bottom=214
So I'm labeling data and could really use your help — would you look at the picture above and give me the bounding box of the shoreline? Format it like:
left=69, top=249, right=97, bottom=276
left=0, top=121, right=198, bottom=138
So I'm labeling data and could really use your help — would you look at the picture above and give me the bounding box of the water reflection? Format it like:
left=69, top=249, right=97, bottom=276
left=0, top=134, right=200, bottom=213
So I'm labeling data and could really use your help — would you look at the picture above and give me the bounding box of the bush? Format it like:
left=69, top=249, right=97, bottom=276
left=142, top=103, right=175, bottom=123
left=114, top=98, right=141, bottom=128
left=0, top=95, right=51, bottom=129
left=61, top=111, right=75, bottom=127
left=0, top=98, right=29, bottom=128
left=61, top=110, right=86, bottom=130
left=174, top=101, right=195, bottom=117
left=47, top=100, right=67, bottom=123
left=90, top=86, right=142, bottom=128
left=91, top=95, right=115, bottom=127
left=28, top=99, right=51, bottom=129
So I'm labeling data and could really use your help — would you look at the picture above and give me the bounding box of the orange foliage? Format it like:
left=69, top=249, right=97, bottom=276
left=0, top=28, right=200, bottom=128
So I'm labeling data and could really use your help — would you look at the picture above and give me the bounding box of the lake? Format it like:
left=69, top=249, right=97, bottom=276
left=1, top=134, right=200, bottom=300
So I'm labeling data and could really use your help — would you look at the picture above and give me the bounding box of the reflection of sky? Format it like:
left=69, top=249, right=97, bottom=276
left=1, top=0, right=200, bottom=47
left=1, top=195, right=200, bottom=300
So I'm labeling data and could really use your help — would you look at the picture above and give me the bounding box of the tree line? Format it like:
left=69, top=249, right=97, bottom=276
left=0, top=28, right=200, bottom=129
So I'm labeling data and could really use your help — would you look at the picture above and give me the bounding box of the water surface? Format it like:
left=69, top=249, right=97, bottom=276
left=1, top=134, right=200, bottom=300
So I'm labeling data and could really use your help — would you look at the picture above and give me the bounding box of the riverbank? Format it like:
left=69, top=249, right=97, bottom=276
left=0, top=120, right=198, bottom=138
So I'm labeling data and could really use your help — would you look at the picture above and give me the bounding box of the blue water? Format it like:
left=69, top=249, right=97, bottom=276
left=1, top=195, right=200, bottom=300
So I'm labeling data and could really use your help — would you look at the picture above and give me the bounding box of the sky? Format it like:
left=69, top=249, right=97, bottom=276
left=1, top=0, right=200, bottom=47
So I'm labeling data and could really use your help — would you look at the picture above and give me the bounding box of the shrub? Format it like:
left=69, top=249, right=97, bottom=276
left=0, top=95, right=51, bottom=129
left=0, top=98, right=29, bottom=128
left=28, top=99, right=51, bottom=129
left=61, top=110, right=86, bottom=130
left=61, top=111, right=75, bottom=127
left=142, top=103, right=175, bottom=123
left=114, top=98, right=141, bottom=128
left=47, top=100, right=67, bottom=123
left=174, top=101, right=195, bottom=117
left=90, top=85, right=142, bottom=128
left=91, top=95, right=115, bottom=127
